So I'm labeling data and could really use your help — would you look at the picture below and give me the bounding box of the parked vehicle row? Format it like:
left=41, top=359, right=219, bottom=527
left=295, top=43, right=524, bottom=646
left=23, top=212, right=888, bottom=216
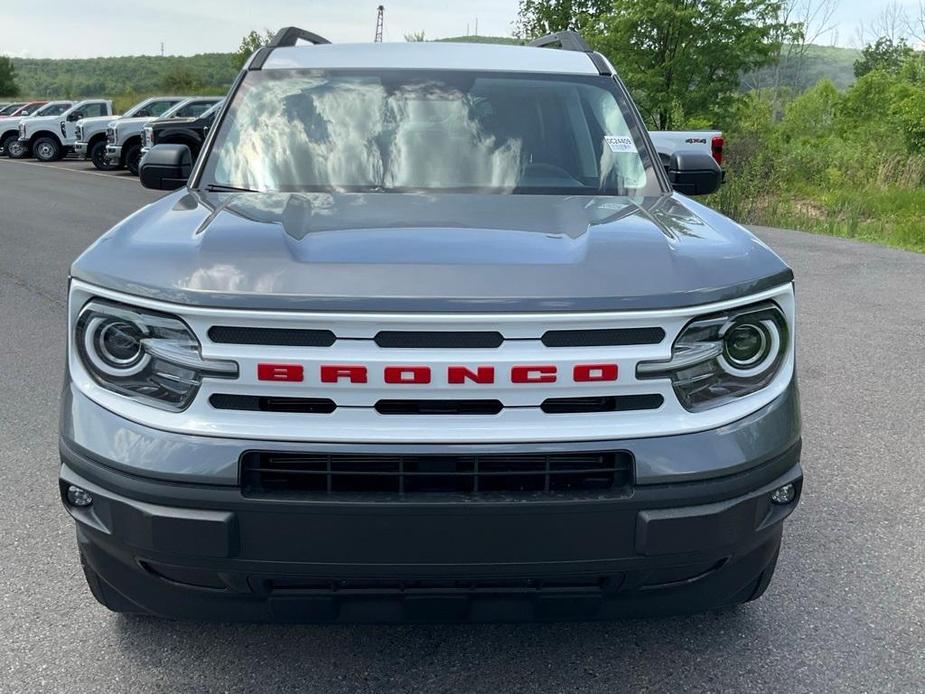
left=0, top=95, right=224, bottom=174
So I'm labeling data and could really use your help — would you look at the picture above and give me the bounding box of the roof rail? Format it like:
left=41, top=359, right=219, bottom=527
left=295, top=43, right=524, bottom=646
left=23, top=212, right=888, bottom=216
left=527, top=30, right=591, bottom=53
left=527, top=30, right=611, bottom=76
left=249, top=26, right=332, bottom=70
left=268, top=26, right=332, bottom=48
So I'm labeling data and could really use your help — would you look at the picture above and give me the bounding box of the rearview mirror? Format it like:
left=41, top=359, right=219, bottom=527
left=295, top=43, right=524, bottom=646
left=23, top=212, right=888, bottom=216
left=139, top=144, right=192, bottom=191
left=666, top=151, right=722, bottom=196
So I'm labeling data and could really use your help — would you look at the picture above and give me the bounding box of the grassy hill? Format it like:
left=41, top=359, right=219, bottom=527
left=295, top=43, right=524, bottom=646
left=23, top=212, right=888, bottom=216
left=9, top=40, right=860, bottom=104
left=744, top=44, right=861, bottom=91
left=11, top=54, right=238, bottom=100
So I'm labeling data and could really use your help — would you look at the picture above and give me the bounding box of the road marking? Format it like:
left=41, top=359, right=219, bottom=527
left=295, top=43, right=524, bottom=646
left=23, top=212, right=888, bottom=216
left=0, top=158, right=137, bottom=182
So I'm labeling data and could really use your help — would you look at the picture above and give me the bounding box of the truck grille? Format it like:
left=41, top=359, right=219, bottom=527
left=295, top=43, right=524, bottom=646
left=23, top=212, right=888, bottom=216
left=241, top=451, right=633, bottom=496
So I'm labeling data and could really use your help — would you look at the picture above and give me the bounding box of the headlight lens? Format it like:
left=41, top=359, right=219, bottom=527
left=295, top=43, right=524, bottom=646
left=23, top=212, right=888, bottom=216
left=637, top=302, right=789, bottom=411
left=75, top=299, right=237, bottom=411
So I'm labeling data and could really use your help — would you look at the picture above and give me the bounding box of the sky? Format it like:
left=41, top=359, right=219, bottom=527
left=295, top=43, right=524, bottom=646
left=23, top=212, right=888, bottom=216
left=0, top=0, right=916, bottom=59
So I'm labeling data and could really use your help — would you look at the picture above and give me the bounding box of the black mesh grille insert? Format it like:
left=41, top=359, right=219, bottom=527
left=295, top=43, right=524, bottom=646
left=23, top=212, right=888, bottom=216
left=208, top=326, right=336, bottom=347
left=210, top=394, right=336, bottom=413
left=375, top=400, right=503, bottom=415
left=242, top=451, right=633, bottom=496
left=375, top=331, right=504, bottom=348
left=541, top=328, right=665, bottom=347
left=541, top=394, right=664, bottom=414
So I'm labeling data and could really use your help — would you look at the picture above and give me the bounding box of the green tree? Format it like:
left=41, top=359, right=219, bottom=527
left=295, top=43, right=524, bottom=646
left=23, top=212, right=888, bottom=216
left=234, top=30, right=275, bottom=69
left=514, top=0, right=608, bottom=37
left=597, top=0, right=789, bottom=129
left=161, top=65, right=204, bottom=92
left=854, top=37, right=915, bottom=78
left=0, top=55, right=20, bottom=97
left=517, top=0, right=790, bottom=130
left=404, top=31, right=427, bottom=42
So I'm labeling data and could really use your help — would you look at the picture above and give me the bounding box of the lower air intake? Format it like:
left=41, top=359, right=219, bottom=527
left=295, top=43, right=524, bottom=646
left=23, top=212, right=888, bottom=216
left=242, top=451, right=633, bottom=497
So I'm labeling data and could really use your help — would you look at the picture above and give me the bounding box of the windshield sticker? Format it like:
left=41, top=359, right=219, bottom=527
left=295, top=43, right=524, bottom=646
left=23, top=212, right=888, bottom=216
left=604, top=135, right=635, bottom=153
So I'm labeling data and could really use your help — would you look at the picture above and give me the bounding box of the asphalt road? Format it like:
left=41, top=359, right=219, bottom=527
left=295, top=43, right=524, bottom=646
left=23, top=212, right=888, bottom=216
left=0, top=158, right=922, bottom=694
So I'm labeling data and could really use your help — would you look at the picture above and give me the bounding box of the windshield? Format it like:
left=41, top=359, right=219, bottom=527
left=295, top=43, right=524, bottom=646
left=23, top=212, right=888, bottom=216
left=164, top=98, right=221, bottom=119
left=202, top=69, right=661, bottom=196
left=0, top=103, right=24, bottom=116
left=125, top=98, right=180, bottom=118
left=38, top=103, right=71, bottom=116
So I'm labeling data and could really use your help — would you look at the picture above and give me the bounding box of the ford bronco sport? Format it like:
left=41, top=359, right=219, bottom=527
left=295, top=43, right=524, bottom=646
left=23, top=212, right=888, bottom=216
left=61, top=28, right=802, bottom=622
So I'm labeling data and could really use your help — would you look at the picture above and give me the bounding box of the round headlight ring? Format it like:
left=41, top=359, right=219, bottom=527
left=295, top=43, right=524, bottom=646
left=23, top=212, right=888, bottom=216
left=718, top=318, right=780, bottom=377
left=82, top=315, right=150, bottom=377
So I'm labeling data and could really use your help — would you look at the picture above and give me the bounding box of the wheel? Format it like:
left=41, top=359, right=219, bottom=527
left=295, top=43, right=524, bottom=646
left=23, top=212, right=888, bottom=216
left=32, top=136, right=62, bottom=162
left=80, top=552, right=147, bottom=615
left=89, top=140, right=116, bottom=170
left=6, top=135, right=29, bottom=159
left=124, top=143, right=142, bottom=176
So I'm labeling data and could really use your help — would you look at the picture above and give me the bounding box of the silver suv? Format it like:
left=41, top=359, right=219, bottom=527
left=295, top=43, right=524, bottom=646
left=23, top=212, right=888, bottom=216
left=61, top=28, right=802, bottom=623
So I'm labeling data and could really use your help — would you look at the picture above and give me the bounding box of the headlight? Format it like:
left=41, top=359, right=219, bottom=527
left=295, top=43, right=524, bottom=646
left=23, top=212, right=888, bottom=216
left=75, top=299, right=237, bottom=411
left=637, top=301, right=789, bottom=411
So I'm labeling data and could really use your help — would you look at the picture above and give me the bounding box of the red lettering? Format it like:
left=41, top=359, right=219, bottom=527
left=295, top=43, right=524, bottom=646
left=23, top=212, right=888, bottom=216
left=320, top=364, right=368, bottom=383
left=384, top=366, right=431, bottom=384
left=257, top=363, right=303, bottom=382
left=511, top=365, right=557, bottom=384
left=447, top=365, right=495, bottom=384
left=573, top=363, right=618, bottom=382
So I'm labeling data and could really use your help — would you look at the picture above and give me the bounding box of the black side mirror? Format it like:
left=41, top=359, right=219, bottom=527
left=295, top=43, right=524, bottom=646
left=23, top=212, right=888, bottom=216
left=67, top=111, right=83, bottom=121
left=139, top=144, right=192, bottom=190
left=666, top=150, right=722, bottom=196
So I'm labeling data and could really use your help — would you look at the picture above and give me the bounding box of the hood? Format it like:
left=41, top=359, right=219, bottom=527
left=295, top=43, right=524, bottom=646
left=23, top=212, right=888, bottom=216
left=114, top=116, right=153, bottom=128
left=77, top=115, right=115, bottom=128
left=72, top=191, right=793, bottom=312
left=150, top=116, right=198, bottom=127
left=22, top=115, right=60, bottom=125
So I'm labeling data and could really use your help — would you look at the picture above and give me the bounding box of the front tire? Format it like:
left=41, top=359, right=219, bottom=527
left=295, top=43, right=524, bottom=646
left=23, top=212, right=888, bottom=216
left=89, top=140, right=116, bottom=171
left=32, top=136, right=62, bottom=162
left=6, top=136, right=29, bottom=159
left=124, top=143, right=142, bottom=176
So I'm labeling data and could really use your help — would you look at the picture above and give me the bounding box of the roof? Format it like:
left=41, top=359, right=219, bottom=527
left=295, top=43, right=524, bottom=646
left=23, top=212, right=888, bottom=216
left=261, top=42, right=600, bottom=75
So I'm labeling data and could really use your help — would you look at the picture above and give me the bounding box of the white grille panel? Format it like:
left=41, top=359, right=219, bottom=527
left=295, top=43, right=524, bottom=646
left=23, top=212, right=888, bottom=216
left=68, top=280, right=795, bottom=443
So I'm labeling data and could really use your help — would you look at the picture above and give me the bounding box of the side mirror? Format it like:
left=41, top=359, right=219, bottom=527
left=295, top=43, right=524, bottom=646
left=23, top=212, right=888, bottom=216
left=666, top=150, right=722, bottom=196
left=139, top=144, right=192, bottom=190
left=67, top=111, right=83, bottom=122
left=135, top=109, right=150, bottom=117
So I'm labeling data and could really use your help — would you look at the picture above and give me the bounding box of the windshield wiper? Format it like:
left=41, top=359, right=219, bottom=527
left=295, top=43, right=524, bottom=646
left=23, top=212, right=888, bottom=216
left=204, top=183, right=262, bottom=193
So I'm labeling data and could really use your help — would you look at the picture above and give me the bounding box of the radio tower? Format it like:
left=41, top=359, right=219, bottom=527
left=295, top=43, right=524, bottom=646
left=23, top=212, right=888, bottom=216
left=374, top=5, right=384, bottom=42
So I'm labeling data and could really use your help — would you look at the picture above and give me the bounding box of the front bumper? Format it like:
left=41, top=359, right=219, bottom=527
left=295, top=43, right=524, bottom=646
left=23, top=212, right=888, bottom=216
left=104, top=144, right=121, bottom=165
left=73, top=142, right=89, bottom=158
left=60, top=382, right=802, bottom=621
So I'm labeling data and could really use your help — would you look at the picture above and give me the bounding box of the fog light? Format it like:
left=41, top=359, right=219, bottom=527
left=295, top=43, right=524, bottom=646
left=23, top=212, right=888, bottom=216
left=770, top=483, right=795, bottom=505
left=67, top=485, right=93, bottom=507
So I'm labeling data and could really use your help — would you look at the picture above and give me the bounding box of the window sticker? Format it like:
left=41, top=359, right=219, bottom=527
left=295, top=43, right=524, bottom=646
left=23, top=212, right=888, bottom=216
left=604, top=135, right=635, bottom=153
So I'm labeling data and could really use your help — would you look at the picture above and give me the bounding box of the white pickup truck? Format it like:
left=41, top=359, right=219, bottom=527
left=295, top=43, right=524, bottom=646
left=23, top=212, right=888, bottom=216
left=649, top=130, right=724, bottom=170
left=18, top=100, right=113, bottom=162
left=74, top=96, right=186, bottom=170
left=104, top=96, right=223, bottom=175
left=1, top=101, right=73, bottom=158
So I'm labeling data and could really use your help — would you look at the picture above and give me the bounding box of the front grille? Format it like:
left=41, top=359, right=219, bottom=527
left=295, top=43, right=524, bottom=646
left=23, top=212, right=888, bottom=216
left=210, top=394, right=336, bottom=413
left=211, top=394, right=663, bottom=415
left=208, top=326, right=336, bottom=346
left=204, top=326, right=664, bottom=348
left=542, top=327, right=665, bottom=347
left=242, top=451, right=633, bottom=496
left=541, top=394, right=664, bottom=414
left=375, top=331, right=503, bottom=348
left=375, top=399, right=503, bottom=415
